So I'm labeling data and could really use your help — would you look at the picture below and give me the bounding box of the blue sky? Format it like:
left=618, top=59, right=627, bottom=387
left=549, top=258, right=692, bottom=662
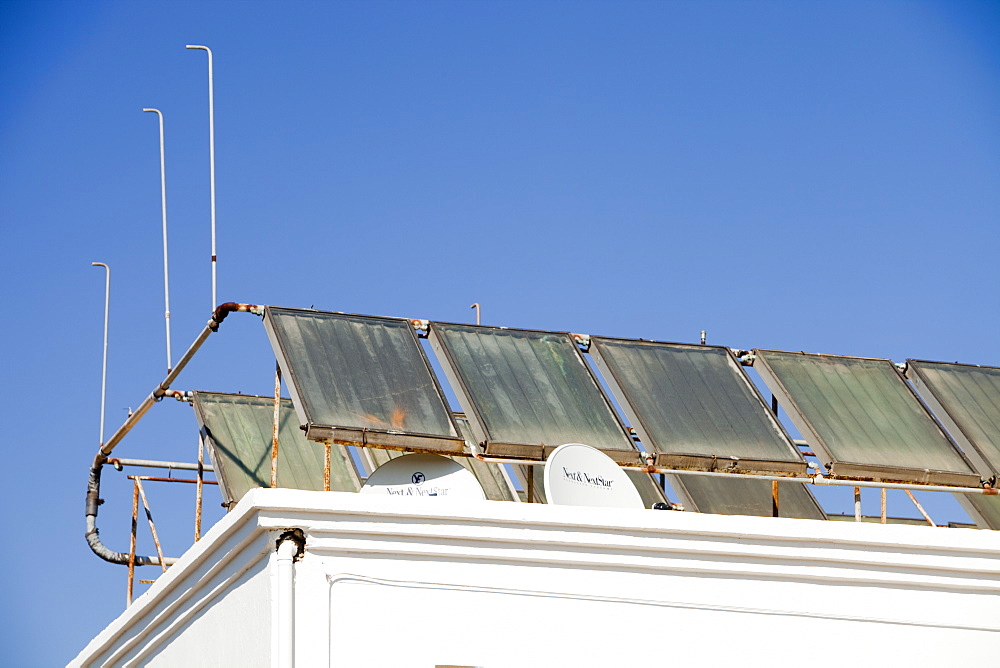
left=2, top=1, right=999, bottom=664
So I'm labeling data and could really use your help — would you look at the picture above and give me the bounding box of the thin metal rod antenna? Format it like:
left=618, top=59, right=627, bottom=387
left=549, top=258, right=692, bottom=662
left=92, top=262, right=110, bottom=447
left=186, top=44, right=217, bottom=310
left=470, top=303, right=481, bottom=325
left=142, top=108, right=172, bottom=372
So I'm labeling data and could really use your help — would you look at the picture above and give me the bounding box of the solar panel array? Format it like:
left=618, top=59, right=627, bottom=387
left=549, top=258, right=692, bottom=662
left=229, top=305, right=1000, bottom=523
left=753, top=350, right=979, bottom=486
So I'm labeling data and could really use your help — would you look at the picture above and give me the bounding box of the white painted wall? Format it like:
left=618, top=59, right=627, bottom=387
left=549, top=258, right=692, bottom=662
left=73, top=489, right=1000, bottom=667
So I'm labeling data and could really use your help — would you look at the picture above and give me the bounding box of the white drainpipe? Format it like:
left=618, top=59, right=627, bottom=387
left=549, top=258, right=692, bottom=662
left=275, top=536, right=297, bottom=668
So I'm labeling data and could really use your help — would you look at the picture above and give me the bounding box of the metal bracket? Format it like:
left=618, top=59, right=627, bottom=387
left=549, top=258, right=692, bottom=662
left=571, top=332, right=591, bottom=351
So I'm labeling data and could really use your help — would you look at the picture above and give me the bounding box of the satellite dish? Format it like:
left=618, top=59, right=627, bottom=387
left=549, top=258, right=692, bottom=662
left=360, top=454, right=486, bottom=501
left=543, top=443, right=644, bottom=509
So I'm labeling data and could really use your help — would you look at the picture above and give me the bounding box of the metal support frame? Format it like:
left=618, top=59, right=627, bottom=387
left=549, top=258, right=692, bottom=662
left=85, top=303, right=262, bottom=567
left=323, top=443, right=332, bottom=491
left=195, top=437, right=205, bottom=542
left=905, top=489, right=937, bottom=526
left=126, top=475, right=220, bottom=605
left=110, top=458, right=214, bottom=472
left=135, top=478, right=168, bottom=574
left=271, top=363, right=281, bottom=488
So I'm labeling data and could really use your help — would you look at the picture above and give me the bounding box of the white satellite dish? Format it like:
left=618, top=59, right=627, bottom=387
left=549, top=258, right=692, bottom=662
left=543, top=443, right=644, bottom=509
left=360, top=454, right=486, bottom=501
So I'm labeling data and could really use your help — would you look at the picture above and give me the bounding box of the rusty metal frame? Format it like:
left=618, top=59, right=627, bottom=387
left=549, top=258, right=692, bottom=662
left=271, top=362, right=281, bottom=489
left=753, top=349, right=981, bottom=487
left=87, top=303, right=263, bottom=568
left=125, top=474, right=219, bottom=606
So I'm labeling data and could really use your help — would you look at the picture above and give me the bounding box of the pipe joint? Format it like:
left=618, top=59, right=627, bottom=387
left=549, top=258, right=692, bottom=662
left=86, top=466, right=103, bottom=517
left=210, top=302, right=263, bottom=331
left=276, top=528, right=306, bottom=562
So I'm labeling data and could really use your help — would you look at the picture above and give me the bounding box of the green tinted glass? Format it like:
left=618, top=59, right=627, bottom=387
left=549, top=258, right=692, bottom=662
left=591, top=338, right=803, bottom=472
left=430, top=323, right=635, bottom=454
left=672, top=475, right=825, bottom=519
left=755, top=350, right=977, bottom=485
left=907, top=360, right=1000, bottom=478
left=264, top=307, right=460, bottom=449
left=193, top=392, right=360, bottom=506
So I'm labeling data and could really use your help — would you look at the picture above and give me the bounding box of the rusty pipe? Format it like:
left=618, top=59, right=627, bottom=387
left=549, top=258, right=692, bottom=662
left=127, top=479, right=139, bottom=606
left=86, top=303, right=262, bottom=566
left=195, top=436, right=205, bottom=542
left=109, top=458, right=213, bottom=472
left=93, top=303, right=261, bottom=467
left=613, top=462, right=996, bottom=495
left=134, top=478, right=168, bottom=574
left=86, top=465, right=174, bottom=566
left=271, top=362, right=281, bottom=488
left=905, top=489, right=937, bottom=526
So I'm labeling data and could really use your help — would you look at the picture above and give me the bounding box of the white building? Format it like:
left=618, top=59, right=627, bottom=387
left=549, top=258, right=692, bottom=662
left=73, top=488, right=1000, bottom=667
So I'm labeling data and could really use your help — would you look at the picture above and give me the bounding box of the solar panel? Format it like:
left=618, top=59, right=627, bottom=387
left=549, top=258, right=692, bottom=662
left=670, top=475, right=826, bottom=519
left=192, top=392, right=361, bottom=508
left=905, top=360, right=1000, bottom=479
left=956, top=494, right=1000, bottom=530
left=263, top=307, right=464, bottom=453
left=589, top=338, right=807, bottom=475
left=754, top=350, right=979, bottom=486
left=428, top=323, right=642, bottom=464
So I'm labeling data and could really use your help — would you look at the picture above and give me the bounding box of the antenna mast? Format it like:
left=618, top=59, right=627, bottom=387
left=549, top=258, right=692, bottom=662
left=186, top=44, right=218, bottom=310
left=142, top=108, right=172, bottom=371
left=92, top=262, right=110, bottom=447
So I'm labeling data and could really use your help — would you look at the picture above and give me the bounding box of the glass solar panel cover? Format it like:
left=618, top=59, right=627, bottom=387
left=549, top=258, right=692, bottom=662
left=956, top=494, right=1000, bottom=530
left=906, top=360, right=1000, bottom=479
left=263, top=307, right=463, bottom=454
left=589, top=338, right=807, bottom=475
left=670, top=475, right=826, bottom=519
left=192, top=392, right=361, bottom=508
left=428, top=323, right=642, bottom=465
left=754, top=350, right=979, bottom=486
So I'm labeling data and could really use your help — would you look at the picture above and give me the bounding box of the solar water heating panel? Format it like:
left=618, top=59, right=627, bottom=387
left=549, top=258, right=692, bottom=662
left=192, top=392, right=361, bottom=507
left=263, top=307, right=464, bottom=453
left=754, top=350, right=979, bottom=486
left=906, top=359, right=1000, bottom=479
left=589, top=337, right=807, bottom=475
left=670, top=475, right=826, bottom=519
left=428, top=323, right=642, bottom=465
